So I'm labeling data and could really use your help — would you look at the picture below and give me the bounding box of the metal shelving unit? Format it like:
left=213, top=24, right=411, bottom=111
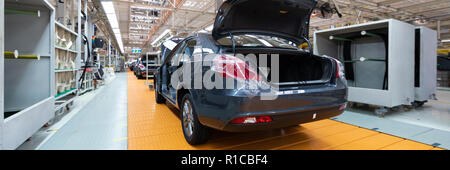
left=79, top=68, right=94, bottom=94
left=1, top=0, right=4, bottom=150
left=55, top=21, right=78, bottom=35
left=1, top=0, right=55, bottom=150
left=53, top=0, right=81, bottom=114
left=99, top=54, right=107, bottom=67
left=78, top=0, right=95, bottom=94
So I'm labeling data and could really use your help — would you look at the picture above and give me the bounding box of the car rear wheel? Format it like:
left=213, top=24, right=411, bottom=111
left=155, top=82, right=166, bottom=104
left=181, top=94, right=210, bottom=145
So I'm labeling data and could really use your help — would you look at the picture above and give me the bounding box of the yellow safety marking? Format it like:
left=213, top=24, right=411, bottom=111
left=429, top=100, right=450, bottom=105
left=113, top=137, right=128, bottom=142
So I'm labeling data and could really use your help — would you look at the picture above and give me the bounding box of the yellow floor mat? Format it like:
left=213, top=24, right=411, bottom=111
left=127, top=71, right=442, bottom=150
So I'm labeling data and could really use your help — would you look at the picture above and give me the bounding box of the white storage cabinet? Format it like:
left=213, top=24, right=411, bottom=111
left=314, top=19, right=416, bottom=111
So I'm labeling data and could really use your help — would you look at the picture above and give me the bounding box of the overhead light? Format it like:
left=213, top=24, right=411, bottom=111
left=205, top=24, right=213, bottom=31
left=442, top=39, right=450, bottom=43
left=131, top=6, right=160, bottom=10
left=129, top=24, right=151, bottom=30
left=101, top=1, right=124, bottom=54
left=151, top=29, right=172, bottom=47
left=197, top=24, right=213, bottom=33
left=414, top=18, right=428, bottom=25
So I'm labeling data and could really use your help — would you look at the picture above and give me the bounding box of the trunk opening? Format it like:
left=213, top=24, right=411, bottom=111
left=224, top=48, right=333, bottom=86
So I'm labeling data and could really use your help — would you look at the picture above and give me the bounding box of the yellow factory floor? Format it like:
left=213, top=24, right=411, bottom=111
left=127, top=72, right=443, bottom=150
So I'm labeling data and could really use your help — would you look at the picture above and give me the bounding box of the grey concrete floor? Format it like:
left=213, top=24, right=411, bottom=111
left=32, top=73, right=128, bottom=150
left=333, top=89, right=450, bottom=149
left=16, top=87, right=105, bottom=150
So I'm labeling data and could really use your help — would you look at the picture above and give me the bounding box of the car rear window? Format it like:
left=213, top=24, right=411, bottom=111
left=216, top=34, right=300, bottom=49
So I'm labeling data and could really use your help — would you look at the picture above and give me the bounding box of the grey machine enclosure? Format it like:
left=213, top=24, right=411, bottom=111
left=1, top=0, right=55, bottom=150
left=414, top=26, right=437, bottom=102
left=314, top=19, right=416, bottom=108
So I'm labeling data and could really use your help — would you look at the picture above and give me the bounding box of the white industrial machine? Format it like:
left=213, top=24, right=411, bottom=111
left=314, top=19, right=416, bottom=116
left=413, top=26, right=437, bottom=106
left=1, top=0, right=55, bottom=149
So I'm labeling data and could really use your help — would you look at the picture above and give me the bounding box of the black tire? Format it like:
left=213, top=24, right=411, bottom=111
left=155, top=82, right=166, bottom=104
left=180, top=94, right=210, bottom=145
left=412, top=101, right=426, bottom=107
left=137, top=74, right=143, bottom=79
left=418, top=102, right=425, bottom=107
left=417, top=101, right=426, bottom=107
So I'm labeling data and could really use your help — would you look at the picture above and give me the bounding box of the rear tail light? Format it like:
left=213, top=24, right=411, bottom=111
left=339, top=104, right=347, bottom=110
left=231, top=116, right=272, bottom=124
left=331, top=58, right=345, bottom=79
left=213, top=55, right=262, bottom=81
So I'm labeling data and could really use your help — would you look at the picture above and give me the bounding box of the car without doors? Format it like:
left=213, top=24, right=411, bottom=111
left=154, top=0, right=347, bottom=144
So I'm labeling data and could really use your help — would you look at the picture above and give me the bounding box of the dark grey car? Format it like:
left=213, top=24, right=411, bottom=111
left=154, top=0, right=347, bottom=145
left=135, top=54, right=159, bottom=79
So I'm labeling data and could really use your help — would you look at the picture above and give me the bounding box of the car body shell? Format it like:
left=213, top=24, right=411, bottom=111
left=154, top=33, right=347, bottom=132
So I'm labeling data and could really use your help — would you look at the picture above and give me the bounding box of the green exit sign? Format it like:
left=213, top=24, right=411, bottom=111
left=132, top=49, right=141, bottom=54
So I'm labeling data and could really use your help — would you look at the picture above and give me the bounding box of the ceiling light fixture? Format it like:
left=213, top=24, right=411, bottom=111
left=151, top=29, right=172, bottom=47
left=205, top=24, right=213, bottom=32
left=101, top=1, right=124, bottom=53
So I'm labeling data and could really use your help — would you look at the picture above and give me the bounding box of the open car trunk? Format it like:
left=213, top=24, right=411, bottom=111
left=231, top=48, right=334, bottom=86
left=277, top=54, right=332, bottom=84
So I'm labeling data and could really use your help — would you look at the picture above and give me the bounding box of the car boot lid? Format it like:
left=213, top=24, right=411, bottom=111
left=212, top=0, right=317, bottom=43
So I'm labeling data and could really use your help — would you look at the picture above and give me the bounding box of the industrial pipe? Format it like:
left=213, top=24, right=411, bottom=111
left=4, top=51, right=40, bottom=59
left=329, top=36, right=352, bottom=41
left=5, top=8, right=39, bottom=17
left=361, top=31, right=382, bottom=39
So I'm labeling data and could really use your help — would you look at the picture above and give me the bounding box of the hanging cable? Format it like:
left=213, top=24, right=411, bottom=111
left=79, top=34, right=91, bottom=89
left=301, top=36, right=313, bottom=57
left=229, top=32, right=235, bottom=55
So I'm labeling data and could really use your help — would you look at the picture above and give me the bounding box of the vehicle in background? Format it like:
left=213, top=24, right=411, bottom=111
left=135, top=53, right=161, bottom=79
left=133, top=58, right=141, bottom=76
left=154, top=0, right=347, bottom=144
left=129, top=60, right=137, bottom=71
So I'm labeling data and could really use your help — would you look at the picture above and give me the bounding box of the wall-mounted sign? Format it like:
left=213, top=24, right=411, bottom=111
left=132, top=48, right=142, bottom=54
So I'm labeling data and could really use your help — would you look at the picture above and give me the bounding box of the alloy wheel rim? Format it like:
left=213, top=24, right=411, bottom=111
left=182, top=100, right=194, bottom=137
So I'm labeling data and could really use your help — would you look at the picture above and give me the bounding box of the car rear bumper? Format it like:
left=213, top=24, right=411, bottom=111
left=194, top=84, right=347, bottom=132
left=221, top=106, right=343, bottom=132
left=140, top=69, right=157, bottom=76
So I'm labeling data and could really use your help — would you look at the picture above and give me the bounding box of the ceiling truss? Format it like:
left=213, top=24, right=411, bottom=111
left=95, top=0, right=450, bottom=55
